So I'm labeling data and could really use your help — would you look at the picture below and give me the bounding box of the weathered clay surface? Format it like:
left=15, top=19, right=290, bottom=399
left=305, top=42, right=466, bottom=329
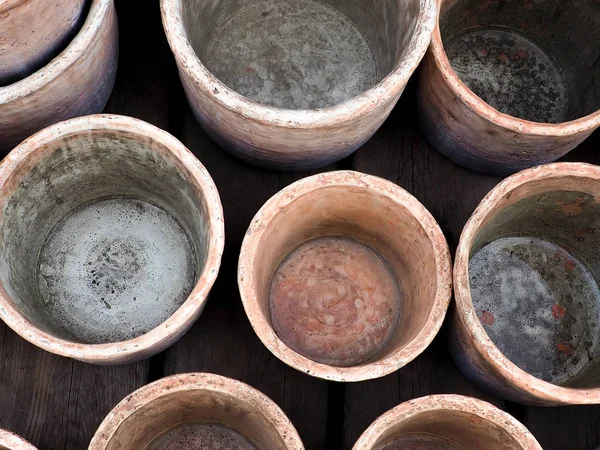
left=0, top=0, right=118, bottom=155
left=453, top=162, right=600, bottom=404
left=269, top=236, right=402, bottom=367
left=0, top=0, right=87, bottom=85
left=88, top=373, right=304, bottom=450
left=0, top=115, right=224, bottom=364
left=352, top=395, right=542, bottom=450
left=0, top=429, right=37, bottom=450
left=418, top=0, right=600, bottom=175
left=161, top=0, right=437, bottom=170
left=238, top=171, right=452, bottom=382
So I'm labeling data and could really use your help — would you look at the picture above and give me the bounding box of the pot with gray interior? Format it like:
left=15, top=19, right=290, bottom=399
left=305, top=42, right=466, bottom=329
left=161, top=0, right=436, bottom=170
left=238, top=171, right=452, bottom=381
left=0, top=430, right=37, bottom=450
left=88, top=373, right=304, bottom=450
left=418, top=0, right=600, bottom=175
left=352, top=395, right=542, bottom=450
left=0, top=114, right=224, bottom=364
left=453, top=163, right=600, bottom=405
left=0, top=0, right=118, bottom=155
left=0, top=0, right=87, bottom=85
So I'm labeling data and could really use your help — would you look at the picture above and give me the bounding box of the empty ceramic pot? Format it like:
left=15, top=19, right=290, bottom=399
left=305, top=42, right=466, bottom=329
left=0, top=114, right=224, bottom=364
left=418, top=0, right=600, bottom=175
left=238, top=171, right=452, bottom=381
left=161, top=0, right=437, bottom=170
left=352, top=395, right=542, bottom=450
left=0, top=0, right=87, bottom=85
left=0, top=0, right=118, bottom=155
left=89, top=373, right=304, bottom=450
left=0, top=430, right=36, bottom=450
left=453, top=162, right=600, bottom=405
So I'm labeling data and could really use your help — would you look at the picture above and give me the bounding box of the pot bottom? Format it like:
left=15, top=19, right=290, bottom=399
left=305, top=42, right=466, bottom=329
left=202, top=0, right=377, bottom=109
left=37, top=197, right=197, bottom=344
left=147, top=423, right=257, bottom=450
left=381, top=433, right=464, bottom=450
left=469, top=236, right=600, bottom=385
left=446, top=27, right=568, bottom=123
left=269, top=236, right=402, bottom=367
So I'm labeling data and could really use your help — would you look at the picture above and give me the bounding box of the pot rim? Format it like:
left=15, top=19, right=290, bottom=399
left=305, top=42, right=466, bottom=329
left=0, top=0, right=29, bottom=14
left=159, top=0, right=437, bottom=130
left=238, top=171, right=452, bottom=382
left=88, top=372, right=305, bottom=450
left=0, top=114, right=225, bottom=363
left=455, top=162, right=600, bottom=404
left=352, top=394, right=542, bottom=450
left=429, top=1, right=600, bottom=137
left=0, top=0, right=109, bottom=103
left=0, top=429, right=37, bottom=450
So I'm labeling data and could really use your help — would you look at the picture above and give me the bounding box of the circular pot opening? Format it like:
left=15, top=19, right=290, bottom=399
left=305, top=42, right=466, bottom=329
left=90, top=374, right=303, bottom=450
left=180, top=0, right=422, bottom=110
left=439, top=0, right=600, bottom=123
left=239, top=172, right=451, bottom=380
left=467, top=171, right=600, bottom=388
left=0, top=116, right=216, bottom=350
left=359, top=399, right=531, bottom=450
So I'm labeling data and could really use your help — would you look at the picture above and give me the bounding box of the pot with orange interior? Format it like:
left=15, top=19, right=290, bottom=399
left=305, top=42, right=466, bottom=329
left=161, top=0, right=437, bottom=170
left=453, top=162, right=600, bottom=405
left=0, top=114, right=224, bottom=364
left=0, top=0, right=118, bottom=155
left=418, top=0, right=600, bottom=175
left=238, top=171, right=452, bottom=381
left=0, top=430, right=37, bottom=450
left=352, top=395, right=542, bottom=450
left=88, top=373, right=304, bottom=450
left=0, top=0, right=87, bottom=85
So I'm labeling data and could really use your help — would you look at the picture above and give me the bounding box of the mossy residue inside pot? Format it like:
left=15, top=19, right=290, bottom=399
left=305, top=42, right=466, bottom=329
left=147, top=423, right=257, bottom=450
left=269, top=236, right=402, bottom=367
left=381, top=433, right=464, bottom=450
left=37, top=197, right=197, bottom=344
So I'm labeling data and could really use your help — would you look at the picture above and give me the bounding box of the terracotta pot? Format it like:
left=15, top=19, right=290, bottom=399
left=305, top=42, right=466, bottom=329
left=0, top=0, right=87, bottom=85
left=352, top=395, right=542, bottom=450
left=418, top=0, right=600, bottom=175
left=0, top=430, right=36, bottom=450
left=0, top=0, right=118, bottom=155
left=89, top=373, right=304, bottom=450
left=161, top=0, right=436, bottom=170
left=238, top=171, right=452, bottom=381
left=0, top=114, right=224, bottom=364
left=453, top=162, right=600, bottom=405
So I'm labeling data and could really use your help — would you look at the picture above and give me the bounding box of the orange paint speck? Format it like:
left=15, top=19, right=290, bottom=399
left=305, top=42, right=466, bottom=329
left=565, top=260, right=576, bottom=273
left=551, top=304, right=567, bottom=319
left=517, top=49, right=527, bottom=59
left=576, top=227, right=590, bottom=238
left=479, top=48, right=488, bottom=56
left=558, top=197, right=584, bottom=215
left=480, top=311, right=495, bottom=326
left=557, top=343, right=573, bottom=355
left=461, top=9, right=472, bottom=16
left=499, top=54, right=509, bottom=63
left=245, top=66, right=256, bottom=73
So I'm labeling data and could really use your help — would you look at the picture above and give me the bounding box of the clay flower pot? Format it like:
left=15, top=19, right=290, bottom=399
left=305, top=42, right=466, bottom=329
left=0, top=0, right=87, bottom=85
left=161, top=0, right=436, bottom=170
left=238, top=171, right=452, bottom=381
left=352, top=395, right=542, bottom=450
left=0, top=0, right=118, bottom=154
left=0, top=114, right=224, bottom=364
left=89, top=373, right=304, bottom=450
left=418, top=0, right=600, bottom=175
left=453, top=163, right=600, bottom=405
left=0, top=430, right=36, bottom=450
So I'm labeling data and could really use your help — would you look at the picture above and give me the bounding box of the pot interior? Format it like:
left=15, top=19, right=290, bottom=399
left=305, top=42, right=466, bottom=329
left=0, top=131, right=210, bottom=345
left=469, top=186, right=600, bottom=388
left=368, top=409, right=524, bottom=450
left=252, top=185, right=440, bottom=368
left=181, top=0, right=421, bottom=109
left=102, top=389, right=286, bottom=449
left=440, top=0, right=600, bottom=123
